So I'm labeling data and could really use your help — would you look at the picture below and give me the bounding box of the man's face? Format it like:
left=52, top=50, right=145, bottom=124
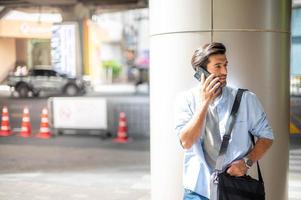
left=206, top=54, right=228, bottom=88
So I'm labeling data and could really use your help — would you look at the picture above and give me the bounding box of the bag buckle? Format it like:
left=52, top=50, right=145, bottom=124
left=212, top=171, right=219, bottom=184
left=222, top=135, right=230, bottom=141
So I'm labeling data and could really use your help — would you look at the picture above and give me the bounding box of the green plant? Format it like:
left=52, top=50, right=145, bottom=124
left=102, top=60, right=122, bottom=78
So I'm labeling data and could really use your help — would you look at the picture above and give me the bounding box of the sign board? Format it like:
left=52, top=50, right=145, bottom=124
left=50, top=97, right=107, bottom=129
left=51, top=23, right=80, bottom=77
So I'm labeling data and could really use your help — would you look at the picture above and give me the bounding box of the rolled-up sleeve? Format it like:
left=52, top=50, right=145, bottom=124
left=174, top=92, right=193, bottom=138
left=247, top=92, right=274, bottom=140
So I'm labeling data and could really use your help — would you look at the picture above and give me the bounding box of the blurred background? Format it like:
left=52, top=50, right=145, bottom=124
left=0, top=0, right=300, bottom=199
left=0, top=0, right=150, bottom=199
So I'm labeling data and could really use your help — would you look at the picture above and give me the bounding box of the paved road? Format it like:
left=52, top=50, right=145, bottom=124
left=0, top=135, right=150, bottom=200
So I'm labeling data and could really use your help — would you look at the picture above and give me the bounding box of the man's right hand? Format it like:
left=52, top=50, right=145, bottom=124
left=179, top=73, right=220, bottom=149
left=200, top=73, right=221, bottom=104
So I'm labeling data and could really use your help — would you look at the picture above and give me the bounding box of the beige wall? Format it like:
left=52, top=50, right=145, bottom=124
left=0, top=38, right=16, bottom=82
left=0, top=20, right=53, bottom=82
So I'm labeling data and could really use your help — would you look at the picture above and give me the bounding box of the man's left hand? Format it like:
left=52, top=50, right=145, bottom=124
left=226, top=160, right=247, bottom=177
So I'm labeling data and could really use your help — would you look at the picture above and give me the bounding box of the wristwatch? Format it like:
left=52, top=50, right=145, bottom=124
left=243, top=157, right=254, bottom=169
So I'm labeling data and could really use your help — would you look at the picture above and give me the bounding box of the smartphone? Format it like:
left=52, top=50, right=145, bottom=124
left=194, top=67, right=222, bottom=93
left=194, top=67, right=211, bottom=81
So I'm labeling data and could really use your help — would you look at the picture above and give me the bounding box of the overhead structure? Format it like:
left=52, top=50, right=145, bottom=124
left=0, top=0, right=148, bottom=19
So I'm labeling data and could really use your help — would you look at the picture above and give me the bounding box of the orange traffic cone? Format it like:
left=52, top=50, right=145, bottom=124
left=0, top=106, right=12, bottom=136
left=18, top=107, right=32, bottom=137
left=114, top=112, right=129, bottom=143
left=35, top=108, right=52, bottom=139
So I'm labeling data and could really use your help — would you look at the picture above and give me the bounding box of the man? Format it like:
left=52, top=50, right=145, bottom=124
left=174, top=42, right=274, bottom=200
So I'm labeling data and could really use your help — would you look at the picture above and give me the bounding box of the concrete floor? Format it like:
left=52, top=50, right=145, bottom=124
left=0, top=135, right=150, bottom=200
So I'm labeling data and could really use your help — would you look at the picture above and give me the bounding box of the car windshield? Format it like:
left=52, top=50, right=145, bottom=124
left=29, top=70, right=58, bottom=77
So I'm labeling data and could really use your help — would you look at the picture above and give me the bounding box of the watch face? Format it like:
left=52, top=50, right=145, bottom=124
left=246, top=159, right=253, bottom=167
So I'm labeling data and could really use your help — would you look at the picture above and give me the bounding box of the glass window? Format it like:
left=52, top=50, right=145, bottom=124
left=291, top=43, right=301, bottom=75
left=292, top=8, right=301, bottom=37
left=291, top=8, right=301, bottom=76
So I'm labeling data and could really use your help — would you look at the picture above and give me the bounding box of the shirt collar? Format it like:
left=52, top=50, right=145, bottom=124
left=192, top=85, right=230, bottom=109
left=209, top=86, right=228, bottom=109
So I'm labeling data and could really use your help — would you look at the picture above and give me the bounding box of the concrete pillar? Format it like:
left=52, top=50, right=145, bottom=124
left=149, top=0, right=291, bottom=199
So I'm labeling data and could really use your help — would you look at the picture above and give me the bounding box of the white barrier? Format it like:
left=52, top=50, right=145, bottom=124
left=48, top=97, right=107, bottom=130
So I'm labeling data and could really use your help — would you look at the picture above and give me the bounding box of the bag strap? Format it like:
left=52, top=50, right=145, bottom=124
left=215, top=88, right=247, bottom=171
left=214, top=88, right=264, bottom=183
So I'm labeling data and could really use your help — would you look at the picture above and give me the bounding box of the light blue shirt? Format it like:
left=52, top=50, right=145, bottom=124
left=174, top=86, right=274, bottom=198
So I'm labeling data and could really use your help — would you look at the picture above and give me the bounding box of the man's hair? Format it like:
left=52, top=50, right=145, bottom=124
left=191, top=42, right=226, bottom=71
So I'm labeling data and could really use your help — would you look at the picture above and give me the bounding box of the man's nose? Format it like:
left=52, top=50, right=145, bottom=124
left=221, top=66, right=228, bottom=75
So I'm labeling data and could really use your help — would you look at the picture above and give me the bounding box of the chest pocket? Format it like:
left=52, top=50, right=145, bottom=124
left=231, top=120, right=250, bottom=146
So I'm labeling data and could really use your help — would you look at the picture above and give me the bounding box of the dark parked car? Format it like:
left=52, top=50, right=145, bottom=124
left=7, top=68, right=88, bottom=97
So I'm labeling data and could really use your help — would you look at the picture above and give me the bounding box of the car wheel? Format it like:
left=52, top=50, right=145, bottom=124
left=16, top=83, right=30, bottom=98
left=33, top=90, right=40, bottom=97
left=64, top=84, right=79, bottom=96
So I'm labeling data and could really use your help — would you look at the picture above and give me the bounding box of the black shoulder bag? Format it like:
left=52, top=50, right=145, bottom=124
left=210, top=89, right=265, bottom=200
